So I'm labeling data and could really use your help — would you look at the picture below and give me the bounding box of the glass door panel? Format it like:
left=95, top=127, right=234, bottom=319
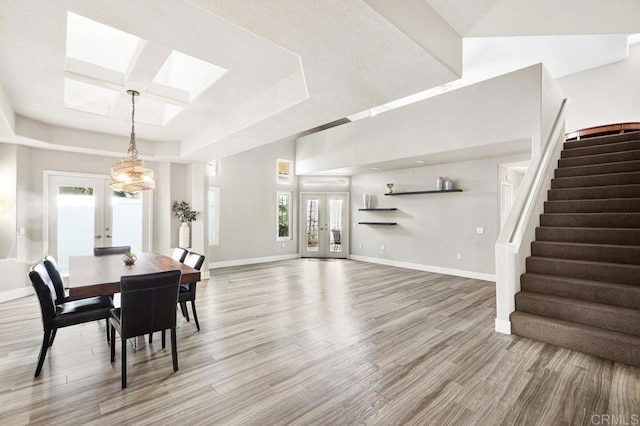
left=301, top=193, right=348, bottom=258
left=111, top=191, right=143, bottom=253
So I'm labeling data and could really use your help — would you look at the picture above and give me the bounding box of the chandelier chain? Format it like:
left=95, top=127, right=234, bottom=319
left=128, top=90, right=138, bottom=158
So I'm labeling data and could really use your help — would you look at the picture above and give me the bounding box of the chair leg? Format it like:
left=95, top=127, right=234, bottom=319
left=190, top=301, right=200, bottom=331
left=35, top=329, right=52, bottom=377
left=105, top=319, right=110, bottom=343
left=148, top=332, right=153, bottom=343
left=121, top=338, right=127, bottom=389
left=180, top=302, right=190, bottom=322
left=48, top=329, right=57, bottom=347
left=110, top=326, right=116, bottom=363
left=161, top=330, right=166, bottom=348
left=171, top=327, right=178, bottom=372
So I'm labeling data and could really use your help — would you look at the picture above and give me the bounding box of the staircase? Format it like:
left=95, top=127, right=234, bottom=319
left=510, top=130, right=640, bottom=367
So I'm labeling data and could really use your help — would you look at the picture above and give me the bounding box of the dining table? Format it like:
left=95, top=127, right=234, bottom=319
left=68, top=252, right=201, bottom=301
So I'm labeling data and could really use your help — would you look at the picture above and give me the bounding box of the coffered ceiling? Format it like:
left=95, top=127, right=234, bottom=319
left=0, top=0, right=639, bottom=164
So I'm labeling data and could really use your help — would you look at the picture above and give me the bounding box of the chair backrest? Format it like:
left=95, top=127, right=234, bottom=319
left=119, top=270, right=181, bottom=339
left=183, top=252, right=205, bottom=271
left=94, top=246, right=131, bottom=256
left=43, top=255, right=66, bottom=303
left=29, top=263, right=58, bottom=328
left=171, top=247, right=188, bottom=263
left=331, top=229, right=341, bottom=244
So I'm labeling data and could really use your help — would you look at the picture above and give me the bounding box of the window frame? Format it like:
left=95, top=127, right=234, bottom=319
left=277, top=190, right=292, bottom=241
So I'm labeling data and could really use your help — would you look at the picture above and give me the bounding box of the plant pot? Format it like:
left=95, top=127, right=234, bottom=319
left=179, top=222, right=190, bottom=248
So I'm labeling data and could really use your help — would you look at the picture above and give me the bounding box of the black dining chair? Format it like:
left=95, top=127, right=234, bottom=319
left=110, top=270, right=182, bottom=389
left=178, top=252, right=206, bottom=331
left=94, top=246, right=131, bottom=256
left=171, top=247, right=188, bottom=263
left=43, top=255, right=112, bottom=343
left=29, top=263, right=113, bottom=377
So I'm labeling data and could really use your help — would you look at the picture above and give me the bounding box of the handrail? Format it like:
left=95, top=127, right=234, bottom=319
left=565, top=122, right=640, bottom=140
left=494, top=98, right=569, bottom=334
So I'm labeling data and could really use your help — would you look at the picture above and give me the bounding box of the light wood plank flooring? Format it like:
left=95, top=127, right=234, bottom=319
left=0, top=259, right=638, bottom=425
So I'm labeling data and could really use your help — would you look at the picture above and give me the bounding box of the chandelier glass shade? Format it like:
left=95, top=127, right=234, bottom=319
left=110, top=90, right=155, bottom=193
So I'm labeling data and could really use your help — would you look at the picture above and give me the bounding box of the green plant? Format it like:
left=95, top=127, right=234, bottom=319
left=278, top=201, right=289, bottom=237
left=172, top=201, right=199, bottom=223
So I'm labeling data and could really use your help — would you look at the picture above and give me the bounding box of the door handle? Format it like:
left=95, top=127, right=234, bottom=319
left=106, top=235, right=112, bottom=238
left=95, top=235, right=102, bottom=239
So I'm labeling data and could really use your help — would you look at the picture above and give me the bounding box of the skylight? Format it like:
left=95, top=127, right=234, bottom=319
left=64, top=79, right=119, bottom=116
left=134, top=97, right=184, bottom=126
left=66, top=12, right=141, bottom=73
left=153, top=50, right=228, bottom=101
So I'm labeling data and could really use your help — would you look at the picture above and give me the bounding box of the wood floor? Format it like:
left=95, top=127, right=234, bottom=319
left=0, top=259, right=638, bottom=425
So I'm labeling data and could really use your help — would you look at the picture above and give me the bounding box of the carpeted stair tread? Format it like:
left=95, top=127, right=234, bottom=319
left=515, top=291, right=640, bottom=336
left=539, top=212, right=640, bottom=228
left=562, top=139, right=640, bottom=158
left=555, top=160, right=640, bottom=178
left=510, top=311, right=640, bottom=367
left=531, top=241, right=640, bottom=265
left=551, top=171, right=640, bottom=189
left=564, top=131, right=640, bottom=150
left=547, top=184, right=640, bottom=200
left=544, top=198, right=640, bottom=213
left=521, top=273, right=640, bottom=310
left=535, top=226, right=640, bottom=245
left=526, top=256, right=640, bottom=286
left=558, top=149, right=640, bottom=168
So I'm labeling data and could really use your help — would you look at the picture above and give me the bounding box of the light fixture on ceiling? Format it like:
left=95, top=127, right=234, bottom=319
left=110, top=90, right=155, bottom=193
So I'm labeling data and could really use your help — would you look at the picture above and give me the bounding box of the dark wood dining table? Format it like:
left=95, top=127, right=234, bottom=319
left=68, top=252, right=201, bottom=301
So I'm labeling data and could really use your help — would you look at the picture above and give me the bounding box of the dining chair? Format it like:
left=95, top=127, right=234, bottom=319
left=43, top=255, right=112, bottom=343
left=178, top=252, right=206, bottom=331
left=29, top=263, right=113, bottom=377
left=171, top=247, right=188, bottom=263
left=110, top=270, right=182, bottom=389
left=93, top=246, right=131, bottom=256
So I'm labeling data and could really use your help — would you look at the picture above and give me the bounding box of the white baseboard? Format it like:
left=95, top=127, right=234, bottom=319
left=209, top=254, right=299, bottom=269
left=348, top=255, right=496, bottom=282
left=0, top=286, right=33, bottom=303
left=495, top=318, right=512, bottom=334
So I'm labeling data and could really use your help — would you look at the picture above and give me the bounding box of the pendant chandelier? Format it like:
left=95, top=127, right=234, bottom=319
left=110, top=90, right=155, bottom=193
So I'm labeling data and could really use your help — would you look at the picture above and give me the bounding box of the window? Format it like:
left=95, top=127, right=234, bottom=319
left=277, top=159, right=293, bottom=184
left=208, top=187, right=220, bottom=245
left=277, top=191, right=291, bottom=240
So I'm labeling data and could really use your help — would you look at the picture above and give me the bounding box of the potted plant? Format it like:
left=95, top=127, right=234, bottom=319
left=172, top=201, right=199, bottom=248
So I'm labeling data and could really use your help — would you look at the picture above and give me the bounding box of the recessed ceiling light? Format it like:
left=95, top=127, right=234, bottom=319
left=415, top=160, right=425, bottom=164
left=370, top=167, right=379, bottom=170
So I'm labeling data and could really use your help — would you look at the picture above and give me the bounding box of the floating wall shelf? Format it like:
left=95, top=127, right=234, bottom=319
left=385, top=189, right=463, bottom=196
left=358, top=208, right=397, bottom=211
left=358, top=222, right=397, bottom=225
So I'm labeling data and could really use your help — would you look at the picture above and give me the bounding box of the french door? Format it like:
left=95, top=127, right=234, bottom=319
left=300, top=192, right=348, bottom=258
left=46, top=173, right=146, bottom=275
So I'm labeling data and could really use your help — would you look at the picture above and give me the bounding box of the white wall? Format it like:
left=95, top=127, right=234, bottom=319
left=558, top=44, right=640, bottom=133
left=351, top=155, right=526, bottom=278
left=296, top=65, right=546, bottom=174
left=209, top=137, right=298, bottom=266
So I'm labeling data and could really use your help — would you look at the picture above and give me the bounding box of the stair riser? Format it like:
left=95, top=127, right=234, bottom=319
left=535, top=227, right=640, bottom=246
left=562, top=140, right=640, bottom=158
left=559, top=150, right=640, bottom=168
left=539, top=214, right=640, bottom=228
left=531, top=242, right=640, bottom=266
left=555, top=161, right=640, bottom=178
left=551, top=172, right=640, bottom=189
left=526, top=257, right=640, bottom=286
left=564, top=132, right=640, bottom=150
left=544, top=199, right=640, bottom=213
left=521, top=274, right=640, bottom=310
left=515, top=293, right=640, bottom=335
left=510, top=312, right=640, bottom=367
left=548, top=186, right=640, bottom=200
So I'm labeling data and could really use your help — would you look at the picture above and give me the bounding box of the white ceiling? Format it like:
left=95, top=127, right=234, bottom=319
left=0, top=0, right=639, bottom=164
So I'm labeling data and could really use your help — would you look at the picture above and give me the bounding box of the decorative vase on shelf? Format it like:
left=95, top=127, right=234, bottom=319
left=179, top=222, right=190, bottom=248
left=363, top=193, right=370, bottom=209
left=386, top=183, right=394, bottom=193
left=436, top=176, right=444, bottom=191
left=445, top=179, right=454, bottom=191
